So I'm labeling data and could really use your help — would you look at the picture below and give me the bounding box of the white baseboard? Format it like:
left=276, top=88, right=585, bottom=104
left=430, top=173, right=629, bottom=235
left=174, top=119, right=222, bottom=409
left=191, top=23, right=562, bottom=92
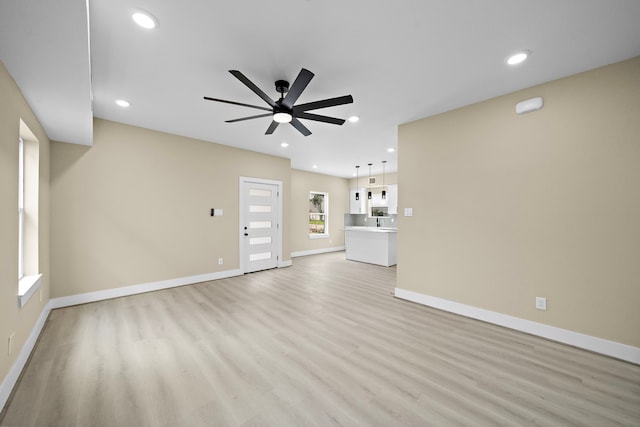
left=50, top=269, right=243, bottom=309
left=394, top=288, right=640, bottom=365
left=0, top=300, right=51, bottom=413
left=291, top=246, right=345, bottom=258
left=278, top=260, right=293, bottom=268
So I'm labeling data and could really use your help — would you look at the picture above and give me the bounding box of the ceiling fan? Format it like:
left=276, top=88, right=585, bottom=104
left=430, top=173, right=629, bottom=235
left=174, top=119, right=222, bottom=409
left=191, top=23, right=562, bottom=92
left=204, top=68, right=353, bottom=136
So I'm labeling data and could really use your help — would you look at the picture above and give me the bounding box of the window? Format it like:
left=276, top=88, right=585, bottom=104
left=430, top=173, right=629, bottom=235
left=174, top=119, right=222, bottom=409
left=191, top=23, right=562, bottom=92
left=309, top=191, right=328, bottom=238
left=18, top=137, right=25, bottom=279
left=17, top=120, right=42, bottom=307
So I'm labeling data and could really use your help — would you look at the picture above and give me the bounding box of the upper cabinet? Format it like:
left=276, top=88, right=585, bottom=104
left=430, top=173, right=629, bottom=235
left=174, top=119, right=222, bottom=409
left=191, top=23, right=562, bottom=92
left=387, top=184, right=398, bottom=215
left=349, top=187, right=367, bottom=214
left=349, top=185, right=398, bottom=215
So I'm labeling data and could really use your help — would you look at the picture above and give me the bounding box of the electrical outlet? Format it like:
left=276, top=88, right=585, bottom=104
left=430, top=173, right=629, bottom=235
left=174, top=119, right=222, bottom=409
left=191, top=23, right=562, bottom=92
left=218, top=258, right=224, bottom=265
left=8, top=332, right=15, bottom=356
left=535, top=297, right=547, bottom=311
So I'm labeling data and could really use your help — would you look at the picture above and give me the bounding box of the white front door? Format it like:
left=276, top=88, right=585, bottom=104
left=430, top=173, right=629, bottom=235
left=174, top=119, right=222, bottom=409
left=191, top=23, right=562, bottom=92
left=240, top=178, right=281, bottom=273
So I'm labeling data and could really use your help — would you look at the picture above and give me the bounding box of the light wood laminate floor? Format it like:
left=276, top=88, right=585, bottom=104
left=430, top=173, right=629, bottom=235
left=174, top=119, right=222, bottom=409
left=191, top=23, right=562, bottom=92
left=2, top=252, right=639, bottom=426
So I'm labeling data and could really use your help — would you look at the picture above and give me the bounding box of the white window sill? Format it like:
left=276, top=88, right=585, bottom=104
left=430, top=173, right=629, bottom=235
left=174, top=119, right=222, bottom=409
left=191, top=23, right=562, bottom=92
left=18, top=274, right=43, bottom=308
left=309, top=234, right=329, bottom=239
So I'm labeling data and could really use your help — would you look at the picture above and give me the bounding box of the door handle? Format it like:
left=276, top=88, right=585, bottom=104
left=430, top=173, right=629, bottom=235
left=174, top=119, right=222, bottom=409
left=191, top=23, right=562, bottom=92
left=244, top=233, right=249, bottom=236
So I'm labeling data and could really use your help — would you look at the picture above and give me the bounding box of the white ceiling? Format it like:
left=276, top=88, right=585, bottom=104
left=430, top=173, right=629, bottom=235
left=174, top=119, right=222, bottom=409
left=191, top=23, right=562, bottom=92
left=0, top=0, right=93, bottom=146
left=2, top=1, right=640, bottom=178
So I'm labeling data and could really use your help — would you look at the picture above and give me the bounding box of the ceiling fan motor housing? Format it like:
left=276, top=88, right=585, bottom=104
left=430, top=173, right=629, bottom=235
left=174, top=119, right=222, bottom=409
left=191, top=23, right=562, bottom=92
left=275, top=80, right=289, bottom=94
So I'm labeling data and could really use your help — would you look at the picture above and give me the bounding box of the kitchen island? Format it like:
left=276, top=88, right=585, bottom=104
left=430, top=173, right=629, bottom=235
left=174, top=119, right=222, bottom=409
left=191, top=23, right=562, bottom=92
left=344, top=226, right=397, bottom=267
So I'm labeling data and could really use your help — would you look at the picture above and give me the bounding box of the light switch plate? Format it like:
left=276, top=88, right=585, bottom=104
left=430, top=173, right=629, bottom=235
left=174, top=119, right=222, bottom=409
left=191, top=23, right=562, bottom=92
left=216, top=209, right=223, bottom=216
left=404, top=207, right=413, bottom=217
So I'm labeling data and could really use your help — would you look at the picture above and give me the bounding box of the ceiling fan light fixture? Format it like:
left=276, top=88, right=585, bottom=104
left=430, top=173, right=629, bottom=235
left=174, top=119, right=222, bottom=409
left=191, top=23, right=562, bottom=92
left=273, top=112, right=293, bottom=123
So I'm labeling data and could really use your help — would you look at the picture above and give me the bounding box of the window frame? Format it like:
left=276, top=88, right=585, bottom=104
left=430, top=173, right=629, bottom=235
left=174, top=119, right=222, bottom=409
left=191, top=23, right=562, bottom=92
left=17, top=129, right=43, bottom=308
left=308, top=191, right=329, bottom=239
left=18, top=137, right=25, bottom=280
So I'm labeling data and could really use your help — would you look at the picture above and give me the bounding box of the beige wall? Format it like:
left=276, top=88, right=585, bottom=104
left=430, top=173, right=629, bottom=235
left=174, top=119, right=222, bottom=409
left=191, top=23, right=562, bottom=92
left=51, top=119, right=291, bottom=298
left=0, top=62, right=50, bottom=387
left=291, top=169, right=349, bottom=253
left=398, top=56, right=640, bottom=347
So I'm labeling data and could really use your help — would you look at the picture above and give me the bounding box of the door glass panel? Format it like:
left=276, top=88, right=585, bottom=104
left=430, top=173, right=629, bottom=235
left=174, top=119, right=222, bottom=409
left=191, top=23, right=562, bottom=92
left=249, top=205, right=272, bottom=213
left=249, top=252, right=271, bottom=261
left=249, top=188, right=272, bottom=197
left=250, top=236, right=271, bottom=245
left=250, top=221, right=272, bottom=229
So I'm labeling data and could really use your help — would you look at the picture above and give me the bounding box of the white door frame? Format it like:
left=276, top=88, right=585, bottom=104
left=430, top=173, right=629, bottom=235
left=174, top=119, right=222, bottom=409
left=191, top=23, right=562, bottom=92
left=239, top=176, right=284, bottom=273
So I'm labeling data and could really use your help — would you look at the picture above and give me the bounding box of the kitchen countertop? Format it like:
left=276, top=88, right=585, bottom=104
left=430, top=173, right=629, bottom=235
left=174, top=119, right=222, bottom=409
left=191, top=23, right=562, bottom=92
left=344, top=226, right=398, bottom=233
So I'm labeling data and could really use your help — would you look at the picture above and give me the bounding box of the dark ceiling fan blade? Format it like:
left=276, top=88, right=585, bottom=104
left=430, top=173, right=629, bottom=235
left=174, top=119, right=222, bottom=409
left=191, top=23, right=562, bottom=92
left=290, top=117, right=312, bottom=136
left=293, top=95, right=353, bottom=112
left=296, top=112, right=346, bottom=125
left=229, top=70, right=277, bottom=108
left=265, top=120, right=279, bottom=135
left=203, top=96, right=272, bottom=112
left=225, top=113, right=273, bottom=123
left=281, top=68, right=314, bottom=109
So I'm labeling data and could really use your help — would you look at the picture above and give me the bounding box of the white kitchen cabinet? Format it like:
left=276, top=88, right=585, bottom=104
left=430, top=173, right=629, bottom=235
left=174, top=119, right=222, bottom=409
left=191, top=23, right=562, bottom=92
left=387, top=184, right=398, bottom=214
left=349, top=187, right=367, bottom=214
left=345, top=227, right=397, bottom=267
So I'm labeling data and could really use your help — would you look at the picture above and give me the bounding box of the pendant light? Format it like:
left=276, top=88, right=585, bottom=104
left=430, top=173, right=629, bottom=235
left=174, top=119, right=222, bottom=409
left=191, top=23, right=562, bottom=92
left=367, top=163, right=372, bottom=199
left=381, top=160, right=387, bottom=199
left=355, top=165, right=360, bottom=201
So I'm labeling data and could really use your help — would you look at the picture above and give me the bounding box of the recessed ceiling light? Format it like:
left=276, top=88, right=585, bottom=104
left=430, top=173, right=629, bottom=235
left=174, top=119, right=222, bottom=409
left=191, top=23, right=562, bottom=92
left=280, top=142, right=289, bottom=148
left=312, top=165, right=318, bottom=169
left=115, top=99, right=130, bottom=108
left=132, top=10, right=157, bottom=29
left=348, top=116, right=359, bottom=123
left=387, top=147, right=395, bottom=153
left=507, top=50, right=530, bottom=65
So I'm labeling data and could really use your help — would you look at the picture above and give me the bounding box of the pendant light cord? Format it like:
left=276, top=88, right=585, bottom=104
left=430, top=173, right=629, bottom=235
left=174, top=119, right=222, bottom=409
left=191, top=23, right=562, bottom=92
left=355, top=165, right=360, bottom=201
left=368, top=163, right=372, bottom=199
left=382, top=160, right=387, bottom=199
